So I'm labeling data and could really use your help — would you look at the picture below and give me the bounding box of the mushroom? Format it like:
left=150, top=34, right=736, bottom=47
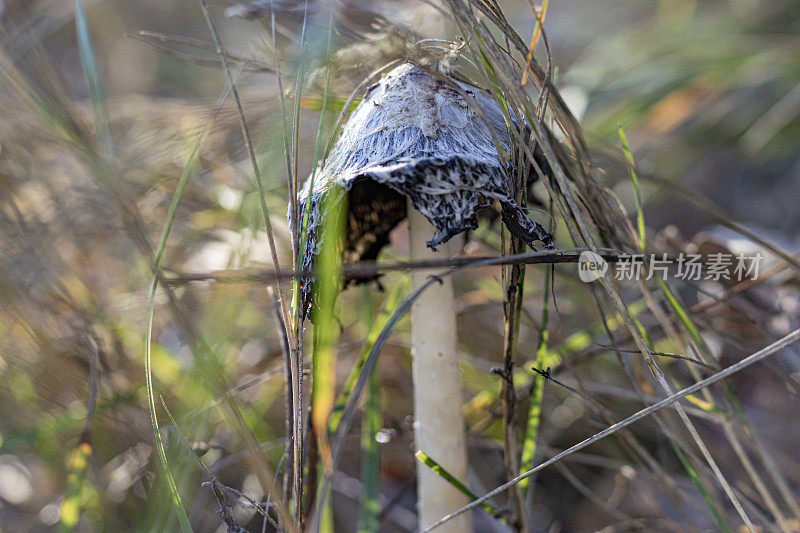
left=293, top=63, right=554, bottom=530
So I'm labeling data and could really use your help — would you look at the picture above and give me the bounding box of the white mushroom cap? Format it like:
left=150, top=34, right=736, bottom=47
left=292, top=63, right=554, bottom=313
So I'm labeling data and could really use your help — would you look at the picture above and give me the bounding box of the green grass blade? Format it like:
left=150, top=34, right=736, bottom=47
left=620, top=128, right=721, bottom=406
left=519, top=261, right=551, bottom=492
left=301, top=95, right=361, bottom=113
left=311, top=185, right=346, bottom=469
left=618, top=125, right=713, bottom=360
left=74, top=0, right=112, bottom=158
left=357, top=364, right=381, bottom=533
left=145, top=279, right=192, bottom=533
left=619, top=126, right=645, bottom=253
left=319, top=493, right=334, bottom=533
left=671, top=441, right=733, bottom=533
left=656, top=277, right=711, bottom=355
left=415, top=451, right=508, bottom=524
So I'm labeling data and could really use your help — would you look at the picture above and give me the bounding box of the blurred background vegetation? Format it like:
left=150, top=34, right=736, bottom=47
left=0, top=0, right=799, bottom=531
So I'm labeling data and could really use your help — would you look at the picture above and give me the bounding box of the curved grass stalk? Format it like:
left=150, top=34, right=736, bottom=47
left=74, top=1, right=195, bottom=528
left=142, top=133, right=202, bottom=533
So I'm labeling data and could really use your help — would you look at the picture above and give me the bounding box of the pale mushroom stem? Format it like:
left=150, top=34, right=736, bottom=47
left=408, top=200, right=473, bottom=532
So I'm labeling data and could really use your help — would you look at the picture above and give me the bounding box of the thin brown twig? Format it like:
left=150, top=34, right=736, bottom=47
left=164, top=248, right=621, bottom=286
left=132, top=31, right=274, bottom=72
left=499, top=238, right=527, bottom=530
left=592, top=344, right=715, bottom=371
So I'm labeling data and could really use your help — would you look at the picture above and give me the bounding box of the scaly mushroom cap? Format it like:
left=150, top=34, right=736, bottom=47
left=292, top=63, right=554, bottom=314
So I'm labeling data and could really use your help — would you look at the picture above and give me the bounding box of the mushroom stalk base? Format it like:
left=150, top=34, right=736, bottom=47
left=408, top=202, right=472, bottom=532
